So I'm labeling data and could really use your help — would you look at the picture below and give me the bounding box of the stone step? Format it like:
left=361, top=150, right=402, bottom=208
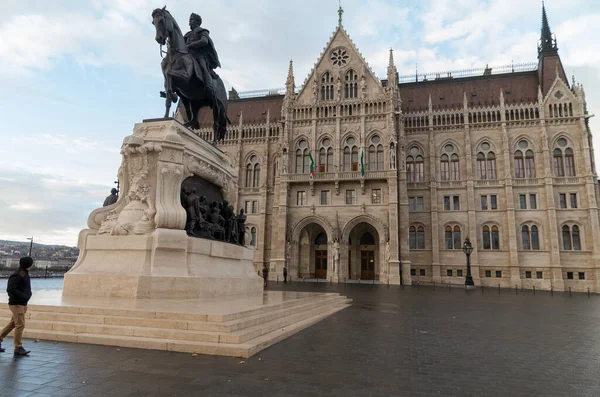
left=0, top=295, right=347, bottom=334
left=4, top=297, right=351, bottom=345
left=21, top=302, right=351, bottom=357
left=0, top=292, right=342, bottom=323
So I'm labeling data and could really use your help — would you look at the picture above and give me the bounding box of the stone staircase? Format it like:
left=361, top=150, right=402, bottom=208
left=0, top=293, right=351, bottom=358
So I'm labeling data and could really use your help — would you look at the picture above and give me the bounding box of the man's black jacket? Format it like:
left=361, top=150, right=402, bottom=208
left=7, top=268, right=32, bottom=306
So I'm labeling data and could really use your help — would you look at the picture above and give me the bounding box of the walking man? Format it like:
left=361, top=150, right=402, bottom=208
left=283, top=267, right=288, bottom=284
left=262, top=264, right=269, bottom=289
left=0, top=257, right=33, bottom=356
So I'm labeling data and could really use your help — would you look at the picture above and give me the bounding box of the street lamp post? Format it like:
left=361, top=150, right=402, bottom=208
left=462, top=237, right=475, bottom=290
left=27, top=236, right=34, bottom=257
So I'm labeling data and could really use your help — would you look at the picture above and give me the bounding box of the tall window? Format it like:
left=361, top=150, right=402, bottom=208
left=441, top=144, right=459, bottom=180
left=295, top=139, right=310, bottom=174
left=407, top=147, right=424, bottom=182
left=476, top=142, right=496, bottom=179
left=345, top=69, right=358, bottom=99
left=345, top=189, right=356, bottom=204
left=296, top=191, right=307, bottom=206
left=321, top=71, right=334, bottom=101
left=553, top=138, right=575, bottom=177
left=482, top=225, right=500, bottom=250
left=562, top=225, right=581, bottom=250
left=445, top=225, right=461, bottom=249
left=245, top=155, right=261, bottom=187
left=343, top=136, right=359, bottom=171
left=515, top=140, right=535, bottom=178
left=318, top=138, right=333, bottom=172
left=410, top=225, right=425, bottom=249
left=521, top=225, right=540, bottom=250
left=368, top=135, right=384, bottom=170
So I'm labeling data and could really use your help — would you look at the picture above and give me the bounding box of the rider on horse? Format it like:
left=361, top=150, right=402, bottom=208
left=184, top=13, right=221, bottom=95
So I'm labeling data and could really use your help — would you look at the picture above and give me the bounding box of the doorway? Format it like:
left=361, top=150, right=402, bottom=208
left=315, top=250, right=327, bottom=279
left=360, top=250, right=375, bottom=280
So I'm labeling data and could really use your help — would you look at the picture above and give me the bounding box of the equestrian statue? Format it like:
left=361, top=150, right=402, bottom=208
left=152, top=7, right=229, bottom=144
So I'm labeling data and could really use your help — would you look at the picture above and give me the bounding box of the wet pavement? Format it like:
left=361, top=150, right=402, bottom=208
left=1, top=282, right=599, bottom=397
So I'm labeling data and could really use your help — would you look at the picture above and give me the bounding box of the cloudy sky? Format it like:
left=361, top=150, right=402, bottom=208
left=1, top=0, right=599, bottom=246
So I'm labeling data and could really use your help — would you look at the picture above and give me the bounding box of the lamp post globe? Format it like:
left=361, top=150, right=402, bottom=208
left=462, top=237, right=475, bottom=290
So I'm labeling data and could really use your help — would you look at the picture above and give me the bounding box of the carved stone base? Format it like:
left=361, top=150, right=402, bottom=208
left=64, top=229, right=262, bottom=299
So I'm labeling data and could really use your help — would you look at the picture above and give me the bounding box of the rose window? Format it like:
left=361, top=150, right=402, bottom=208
left=330, top=48, right=349, bottom=67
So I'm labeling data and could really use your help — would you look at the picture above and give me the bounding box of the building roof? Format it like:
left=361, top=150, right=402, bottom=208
left=197, top=94, right=284, bottom=127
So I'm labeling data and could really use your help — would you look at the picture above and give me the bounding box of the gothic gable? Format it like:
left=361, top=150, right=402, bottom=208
left=295, top=27, right=384, bottom=105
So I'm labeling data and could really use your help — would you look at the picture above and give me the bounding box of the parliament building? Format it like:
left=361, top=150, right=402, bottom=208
left=188, top=5, right=600, bottom=292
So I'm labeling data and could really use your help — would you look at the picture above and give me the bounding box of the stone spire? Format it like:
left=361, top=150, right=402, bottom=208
left=538, top=2, right=557, bottom=57
left=387, top=48, right=398, bottom=88
left=338, top=1, right=344, bottom=27
left=285, top=59, right=295, bottom=99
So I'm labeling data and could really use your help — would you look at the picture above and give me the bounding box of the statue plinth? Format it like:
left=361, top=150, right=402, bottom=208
left=64, top=119, right=262, bottom=299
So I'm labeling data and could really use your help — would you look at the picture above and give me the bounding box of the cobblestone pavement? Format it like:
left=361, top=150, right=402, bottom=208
left=1, top=283, right=599, bottom=397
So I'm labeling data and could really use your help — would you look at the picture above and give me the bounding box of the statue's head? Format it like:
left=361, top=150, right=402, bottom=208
left=152, top=6, right=169, bottom=45
left=111, top=188, right=118, bottom=195
left=189, top=13, right=202, bottom=30
left=240, top=209, right=244, bottom=215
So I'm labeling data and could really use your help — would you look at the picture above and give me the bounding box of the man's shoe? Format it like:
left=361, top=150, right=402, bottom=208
left=0, top=343, right=5, bottom=353
left=13, top=347, right=30, bottom=356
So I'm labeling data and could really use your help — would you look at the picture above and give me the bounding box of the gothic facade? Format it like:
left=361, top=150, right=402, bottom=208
left=189, top=5, right=600, bottom=292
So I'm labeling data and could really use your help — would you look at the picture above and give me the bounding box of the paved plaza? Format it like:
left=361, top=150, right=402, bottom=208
left=1, top=283, right=599, bottom=397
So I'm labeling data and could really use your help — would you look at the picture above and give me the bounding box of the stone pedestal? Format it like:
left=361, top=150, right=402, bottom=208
left=64, top=119, right=262, bottom=299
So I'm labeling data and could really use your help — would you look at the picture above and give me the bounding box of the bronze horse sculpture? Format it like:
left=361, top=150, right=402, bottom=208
left=152, top=7, right=229, bottom=144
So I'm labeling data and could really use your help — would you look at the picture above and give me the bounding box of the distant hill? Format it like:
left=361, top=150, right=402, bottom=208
left=0, top=239, right=78, bottom=259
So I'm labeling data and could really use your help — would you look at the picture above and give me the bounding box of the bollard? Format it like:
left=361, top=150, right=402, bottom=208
left=588, top=288, right=591, bottom=298
left=515, top=285, right=518, bottom=295
left=388, top=279, right=390, bottom=289
left=481, top=283, right=484, bottom=293
left=433, top=281, right=436, bottom=291
left=551, top=285, right=553, bottom=296
left=533, top=285, right=535, bottom=296
left=498, top=284, right=501, bottom=295
left=277, top=275, right=279, bottom=284
left=330, top=278, right=332, bottom=285
left=448, top=282, right=451, bottom=292
left=417, top=281, right=420, bottom=290
left=569, top=287, right=572, bottom=297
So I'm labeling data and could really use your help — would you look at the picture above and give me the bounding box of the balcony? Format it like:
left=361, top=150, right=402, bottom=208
left=286, top=170, right=389, bottom=183
left=553, top=177, right=583, bottom=185
left=513, top=178, right=544, bottom=186
left=474, top=179, right=504, bottom=187
left=407, top=182, right=429, bottom=190
left=437, top=181, right=465, bottom=189
left=239, top=187, right=260, bottom=194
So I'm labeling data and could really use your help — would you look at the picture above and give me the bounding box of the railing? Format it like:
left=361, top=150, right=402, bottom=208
left=513, top=178, right=544, bottom=186
left=237, top=87, right=286, bottom=99
left=437, top=181, right=465, bottom=189
left=553, top=177, right=583, bottom=185
left=474, top=179, right=504, bottom=187
left=398, top=62, right=538, bottom=84
left=407, top=182, right=429, bottom=189
left=240, top=187, right=260, bottom=194
left=286, top=170, right=386, bottom=182
left=364, top=170, right=388, bottom=179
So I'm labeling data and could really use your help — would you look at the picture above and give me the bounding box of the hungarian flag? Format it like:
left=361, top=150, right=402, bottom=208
left=308, top=144, right=315, bottom=178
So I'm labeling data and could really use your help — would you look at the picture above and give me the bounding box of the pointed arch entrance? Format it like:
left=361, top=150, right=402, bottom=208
left=347, top=223, right=380, bottom=280
left=296, top=223, right=329, bottom=279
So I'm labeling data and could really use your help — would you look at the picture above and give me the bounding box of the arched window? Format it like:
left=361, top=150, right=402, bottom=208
left=406, top=147, right=424, bottom=182
left=440, top=154, right=449, bottom=181
left=343, top=136, right=359, bottom=171
left=321, top=71, right=334, bottom=101
left=482, top=225, right=500, bottom=250
left=562, top=225, right=581, bottom=250
left=345, top=69, right=358, bottom=99
left=409, top=225, right=426, bottom=249
left=565, top=148, right=575, bottom=176
left=245, top=155, right=261, bottom=187
left=515, top=140, right=535, bottom=178
left=295, top=139, right=310, bottom=174
left=525, top=150, right=536, bottom=178
left=522, top=224, right=540, bottom=250
left=445, top=225, right=461, bottom=249
left=553, top=138, right=575, bottom=177
left=476, top=142, right=495, bottom=179
left=562, top=225, right=571, bottom=250
left=453, top=226, right=461, bottom=249
left=368, top=135, right=384, bottom=170
left=343, top=146, right=351, bottom=171
left=441, top=144, right=459, bottom=181
left=318, top=138, right=333, bottom=172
